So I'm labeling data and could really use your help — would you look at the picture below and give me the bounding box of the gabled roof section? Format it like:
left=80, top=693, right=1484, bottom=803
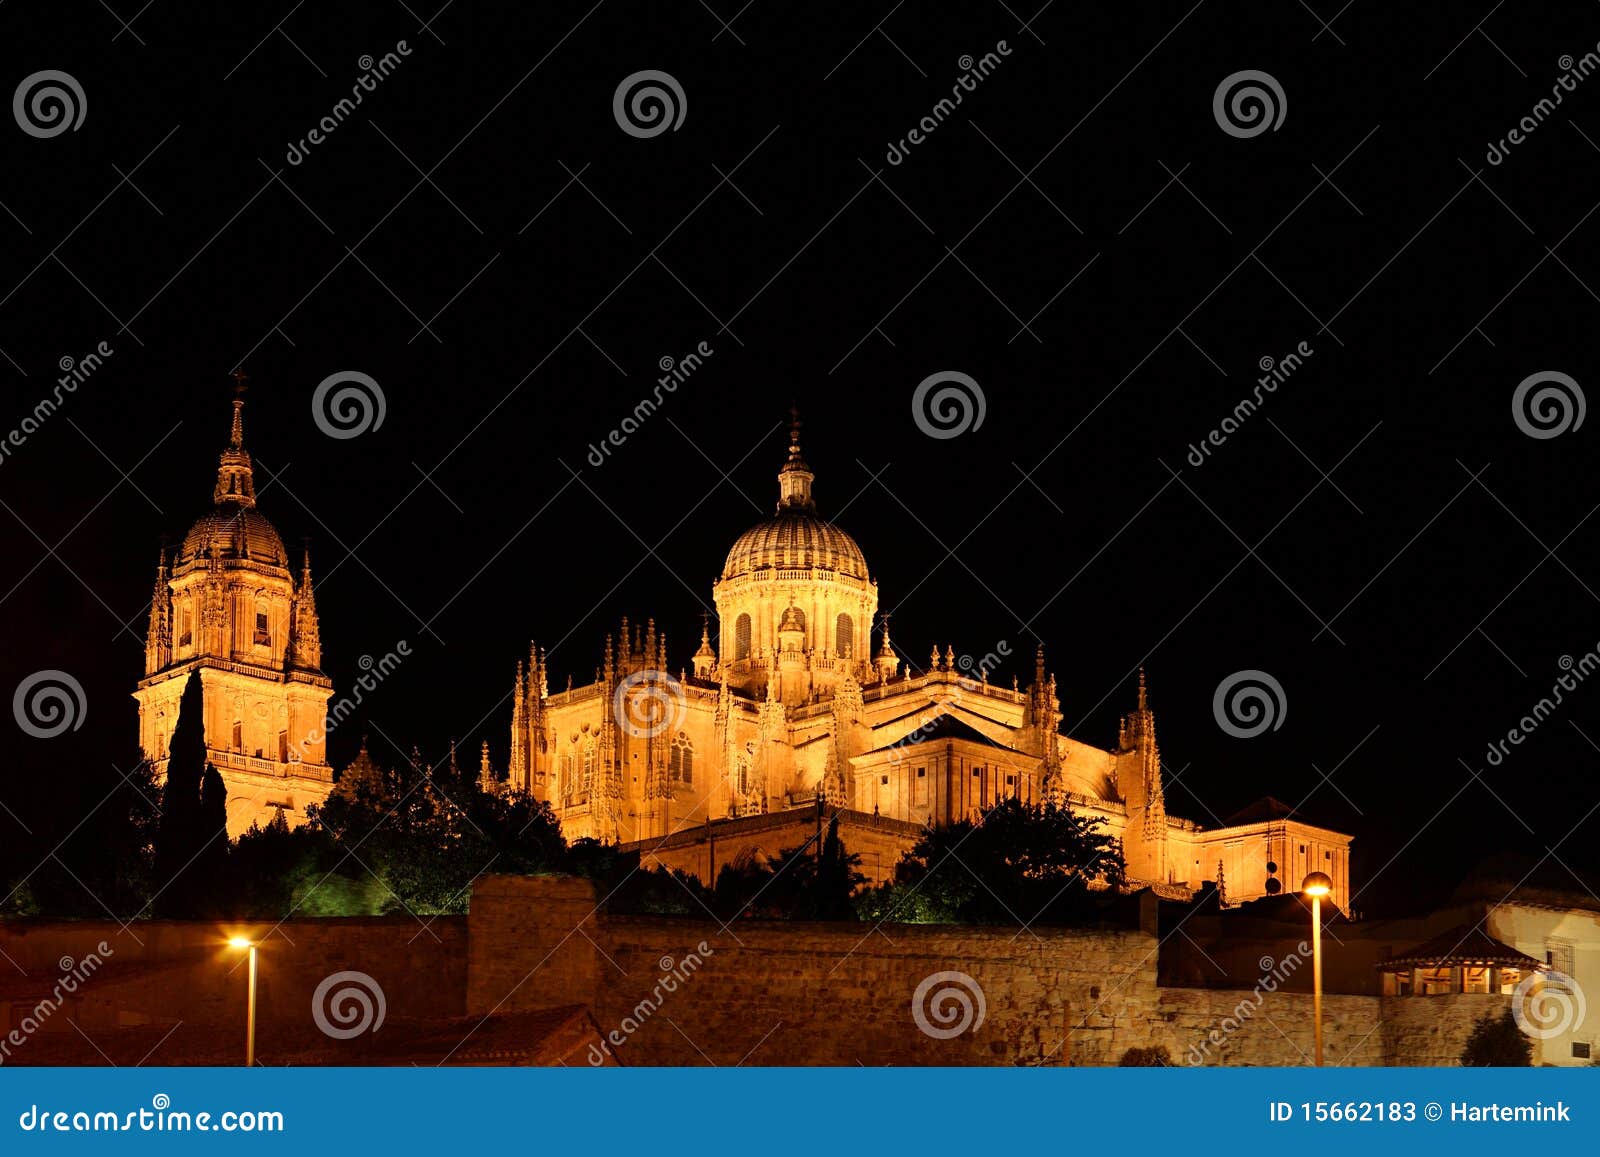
left=866, top=712, right=1025, bottom=755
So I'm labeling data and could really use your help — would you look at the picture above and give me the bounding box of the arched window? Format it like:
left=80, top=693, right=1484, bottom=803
left=669, top=733, right=693, bottom=785
left=735, top=613, right=752, bottom=660
left=581, top=740, right=596, bottom=791
left=836, top=613, right=853, bottom=658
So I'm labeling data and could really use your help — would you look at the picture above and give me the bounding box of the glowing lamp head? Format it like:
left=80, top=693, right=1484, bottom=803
left=1301, top=872, right=1333, bottom=898
left=227, top=936, right=254, bottom=950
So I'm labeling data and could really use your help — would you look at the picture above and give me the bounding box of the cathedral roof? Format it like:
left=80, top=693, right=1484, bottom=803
left=176, top=381, right=290, bottom=570
left=178, top=505, right=290, bottom=568
left=721, top=411, right=869, bottom=582
left=870, top=713, right=1023, bottom=754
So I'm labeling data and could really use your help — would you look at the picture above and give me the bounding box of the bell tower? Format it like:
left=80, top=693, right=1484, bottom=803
left=133, top=380, right=336, bottom=836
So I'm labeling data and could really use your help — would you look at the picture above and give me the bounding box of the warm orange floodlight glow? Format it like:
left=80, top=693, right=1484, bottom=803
left=1301, top=872, right=1333, bottom=897
left=227, top=936, right=254, bottom=949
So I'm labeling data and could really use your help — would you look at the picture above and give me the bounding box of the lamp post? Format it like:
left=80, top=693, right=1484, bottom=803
left=228, top=937, right=257, bottom=1067
left=1302, top=872, right=1332, bottom=1066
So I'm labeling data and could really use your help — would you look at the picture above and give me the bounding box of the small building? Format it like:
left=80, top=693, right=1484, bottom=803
left=1377, top=924, right=1540, bottom=997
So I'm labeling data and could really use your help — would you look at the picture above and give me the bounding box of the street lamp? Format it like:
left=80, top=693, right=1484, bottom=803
left=1302, top=872, right=1333, bottom=1067
left=227, top=937, right=257, bottom=1067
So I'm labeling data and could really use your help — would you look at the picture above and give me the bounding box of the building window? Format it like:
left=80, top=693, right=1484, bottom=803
left=254, top=610, right=271, bottom=646
left=881, top=775, right=888, bottom=785
left=669, top=733, right=693, bottom=785
left=1574, top=1042, right=1592, bottom=1060
left=835, top=613, right=853, bottom=658
left=582, top=741, right=596, bottom=791
left=1299, top=844, right=1306, bottom=853
left=913, top=768, right=927, bottom=805
left=177, top=606, right=191, bottom=647
left=735, top=614, right=752, bottom=660
left=232, top=720, right=243, bottom=752
left=278, top=730, right=288, bottom=762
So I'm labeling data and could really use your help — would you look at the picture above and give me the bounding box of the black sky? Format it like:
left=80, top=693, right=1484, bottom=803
left=2, top=2, right=1599, bottom=914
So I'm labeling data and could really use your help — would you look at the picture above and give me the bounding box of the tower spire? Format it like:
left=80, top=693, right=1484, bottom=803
left=776, top=404, right=815, bottom=513
left=213, top=375, right=257, bottom=507
left=229, top=370, right=248, bottom=449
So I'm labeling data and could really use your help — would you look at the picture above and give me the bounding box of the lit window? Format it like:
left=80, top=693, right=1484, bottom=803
left=669, top=733, right=693, bottom=785
left=254, top=610, right=271, bottom=646
left=835, top=613, right=853, bottom=658
left=735, top=614, right=752, bottom=660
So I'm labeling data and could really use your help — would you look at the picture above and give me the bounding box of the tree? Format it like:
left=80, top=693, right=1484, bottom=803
left=1460, top=1008, right=1533, bottom=1066
left=708, top=814, right=866, bottom=921
left=152, top=672, right=229, bottom=916
left=856, top=798, right=1125, bottom=926
left=304, top=744, right=567, bottom=916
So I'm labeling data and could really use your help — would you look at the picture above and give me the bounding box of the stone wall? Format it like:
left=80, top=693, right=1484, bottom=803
left=467, top=875, right=1161, bottom=1065
left=0, top=879, right=1514, bottom=1066
left=0, top=917, right=466, bottom=1038
left=463, top=876, right=1512, bottom=1067
left=1380, top=993, right=1509, bottom=1066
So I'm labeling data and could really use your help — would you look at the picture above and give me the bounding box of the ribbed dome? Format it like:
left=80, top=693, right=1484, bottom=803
left=723, top=511, right=869, bottom=580
left=178, top=504, right=289, bottom=569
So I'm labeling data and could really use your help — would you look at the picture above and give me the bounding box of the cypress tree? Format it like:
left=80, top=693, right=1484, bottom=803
left=153, top=672, right=227, bottom=915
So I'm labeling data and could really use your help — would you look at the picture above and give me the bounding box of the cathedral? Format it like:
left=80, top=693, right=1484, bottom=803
left=132, top=393, right=1352, bottom=908
left=504, top=416, right=1354, bottom=910
left=134, top=387, right=335, bottom=836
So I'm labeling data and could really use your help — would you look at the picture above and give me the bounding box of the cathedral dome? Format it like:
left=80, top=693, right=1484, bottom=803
left=178, top=504, right=290, bottom=568
left=723, top=512, right=869, bottom=581
left=174, top=382, right=290, bottom=571
left=720, top=410, right=869, bottom=582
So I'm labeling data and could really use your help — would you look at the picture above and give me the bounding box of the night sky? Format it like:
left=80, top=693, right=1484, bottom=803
left=2, top=2, right=1598, bottom=915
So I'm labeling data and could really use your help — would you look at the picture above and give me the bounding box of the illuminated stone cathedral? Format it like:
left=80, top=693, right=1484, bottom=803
left=134, top=388, right=335, bottom=836
left=504, top=416, right=1354, bottom=910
